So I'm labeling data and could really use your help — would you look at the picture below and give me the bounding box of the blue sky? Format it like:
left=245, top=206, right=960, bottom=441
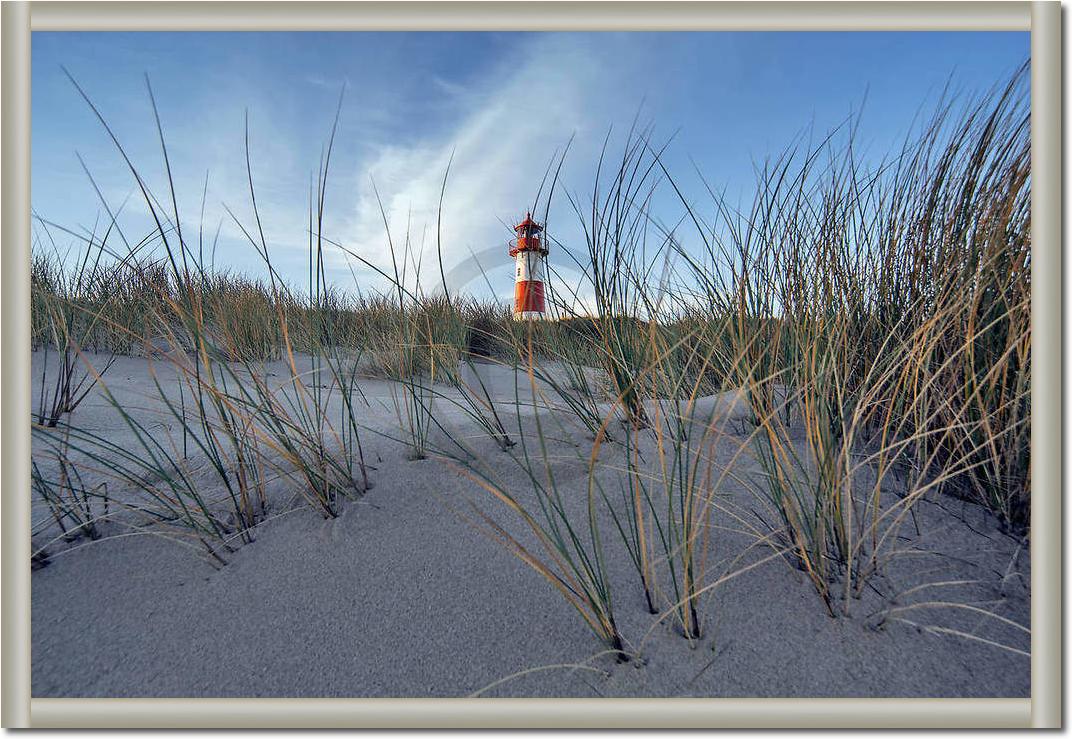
left=32, top=31, right=1028, bottom=304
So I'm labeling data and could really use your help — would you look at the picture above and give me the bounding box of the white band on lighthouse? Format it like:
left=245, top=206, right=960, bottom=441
left=515, top=251, right=545, bottom=283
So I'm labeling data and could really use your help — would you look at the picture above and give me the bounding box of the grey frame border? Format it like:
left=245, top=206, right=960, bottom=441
left=1, top=0, right=1059, bottom=729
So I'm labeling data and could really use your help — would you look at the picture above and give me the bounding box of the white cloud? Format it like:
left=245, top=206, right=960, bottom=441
left=41, top=33, right=648, bottom=306
left=331, top=34, right=625, bottom=297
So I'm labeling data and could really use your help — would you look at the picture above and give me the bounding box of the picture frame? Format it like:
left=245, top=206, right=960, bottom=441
left=2, top=1, right=1060, bottom=729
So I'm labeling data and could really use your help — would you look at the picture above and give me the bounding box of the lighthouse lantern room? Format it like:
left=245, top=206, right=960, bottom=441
left=510, top=212, right=548, bottom=320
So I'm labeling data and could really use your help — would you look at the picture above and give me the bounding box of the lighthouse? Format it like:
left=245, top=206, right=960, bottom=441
left=510, top=212, right=548, bottom=320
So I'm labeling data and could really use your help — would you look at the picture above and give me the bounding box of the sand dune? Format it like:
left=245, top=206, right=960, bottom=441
left=30, top=352, right=1030, bottom=698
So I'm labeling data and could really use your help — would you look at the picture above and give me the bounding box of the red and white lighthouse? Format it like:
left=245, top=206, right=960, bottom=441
left=510, top=212, right=548, bottom=320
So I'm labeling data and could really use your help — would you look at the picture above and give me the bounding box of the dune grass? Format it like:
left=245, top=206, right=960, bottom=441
left=662, top=64, right=1031, bottom=612
left=30, top=64, right=1029, bottom=660
left=442, top=64, right=1030, bottom=644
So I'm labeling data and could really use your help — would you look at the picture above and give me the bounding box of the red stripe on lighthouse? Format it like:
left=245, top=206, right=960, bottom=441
left=514, top=280, right=545, bottom=313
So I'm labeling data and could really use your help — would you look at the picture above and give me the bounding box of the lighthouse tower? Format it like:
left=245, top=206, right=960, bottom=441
left=510, top=213, right=548, bottom=320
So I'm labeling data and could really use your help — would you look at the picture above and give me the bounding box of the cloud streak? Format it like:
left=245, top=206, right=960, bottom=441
left=332, top=34, right=628, bottom=297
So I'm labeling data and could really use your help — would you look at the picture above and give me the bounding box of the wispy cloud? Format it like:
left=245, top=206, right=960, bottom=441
left=332, top=34, right=628, bottom=295
left=431, top=75, right=468, bottom=98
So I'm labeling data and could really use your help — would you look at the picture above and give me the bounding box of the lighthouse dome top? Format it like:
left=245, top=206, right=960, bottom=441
left=513, top=212, right=543, bottom=233
left=509, top=211, right=548, bottom=257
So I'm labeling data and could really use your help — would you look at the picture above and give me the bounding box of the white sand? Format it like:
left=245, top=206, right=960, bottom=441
left=30, top=352, right=1030, bottom=697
